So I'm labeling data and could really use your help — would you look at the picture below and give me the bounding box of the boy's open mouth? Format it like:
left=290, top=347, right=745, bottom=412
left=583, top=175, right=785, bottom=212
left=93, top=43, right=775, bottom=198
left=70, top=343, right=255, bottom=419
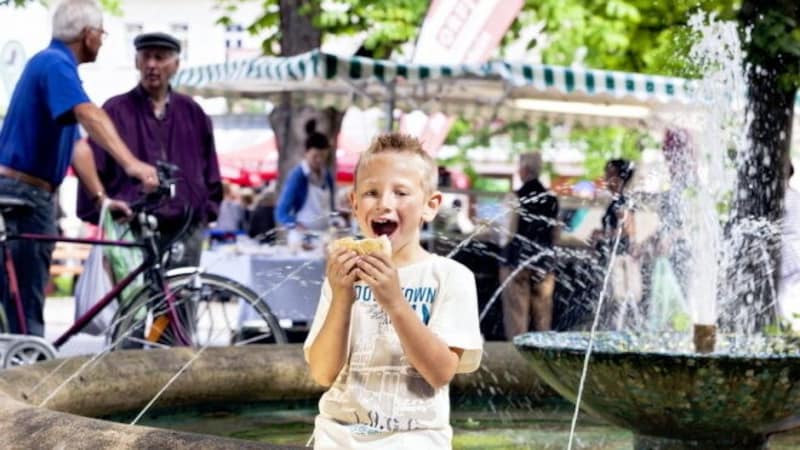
left=371, top=218, right=398, bottom=237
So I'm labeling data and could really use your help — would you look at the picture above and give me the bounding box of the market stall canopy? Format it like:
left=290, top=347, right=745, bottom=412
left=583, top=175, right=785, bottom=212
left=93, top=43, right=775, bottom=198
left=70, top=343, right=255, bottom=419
left=214, top=126, right=359, bottom=186
left=173, top=49, right=696, bottom=126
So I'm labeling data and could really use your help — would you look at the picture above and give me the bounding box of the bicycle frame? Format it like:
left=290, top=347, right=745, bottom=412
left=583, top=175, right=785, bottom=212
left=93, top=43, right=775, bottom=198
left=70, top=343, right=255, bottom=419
left=3, top=228, right=191, bottom=349
left=0, top=161, right=197, bottom=351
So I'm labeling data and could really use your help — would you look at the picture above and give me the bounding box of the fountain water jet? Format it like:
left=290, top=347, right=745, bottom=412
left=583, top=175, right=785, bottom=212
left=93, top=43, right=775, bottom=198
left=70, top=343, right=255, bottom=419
left=516, top=13, right=800, bottom=450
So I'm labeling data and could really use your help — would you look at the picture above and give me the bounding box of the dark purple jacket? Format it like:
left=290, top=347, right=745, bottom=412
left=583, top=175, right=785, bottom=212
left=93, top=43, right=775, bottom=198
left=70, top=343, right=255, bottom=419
left=77, top=85, right=222, bottom=227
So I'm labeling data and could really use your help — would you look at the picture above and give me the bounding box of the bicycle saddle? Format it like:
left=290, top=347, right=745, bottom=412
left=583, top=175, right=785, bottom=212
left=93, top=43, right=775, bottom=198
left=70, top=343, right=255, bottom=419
left=0, top=195, right=34, bottom=212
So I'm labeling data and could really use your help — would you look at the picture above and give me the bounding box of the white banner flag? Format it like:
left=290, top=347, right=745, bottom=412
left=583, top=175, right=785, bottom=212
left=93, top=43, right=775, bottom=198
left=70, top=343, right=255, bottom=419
left=412, top=0, right=523, bottom=65
left=404, top=0, right=523, bottom=155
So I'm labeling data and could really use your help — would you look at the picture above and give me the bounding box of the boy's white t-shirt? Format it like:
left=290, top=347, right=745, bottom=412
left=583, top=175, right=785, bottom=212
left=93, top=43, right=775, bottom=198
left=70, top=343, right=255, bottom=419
left=303, top=254, right=484, bottom=449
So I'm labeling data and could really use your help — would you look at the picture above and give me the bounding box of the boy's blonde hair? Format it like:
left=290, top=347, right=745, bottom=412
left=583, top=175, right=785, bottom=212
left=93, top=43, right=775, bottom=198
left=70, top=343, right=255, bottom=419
left=354, top=133, right=438, bottom=193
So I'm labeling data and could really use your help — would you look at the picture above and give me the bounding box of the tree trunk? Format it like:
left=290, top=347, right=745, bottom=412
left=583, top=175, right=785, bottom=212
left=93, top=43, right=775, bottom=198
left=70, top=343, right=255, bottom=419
left=278, top=0, right=321, bottom=57
left=271, top=0, right=344, bottom=189
left=724, top=0, right=799, bottom=332
left=270, top=104, right=344, bottom=187
left=733, top=68, right=795, bottom=223
left=722, top=72, right=795, bottom=332
left=273, top=0, right=320, bottom=189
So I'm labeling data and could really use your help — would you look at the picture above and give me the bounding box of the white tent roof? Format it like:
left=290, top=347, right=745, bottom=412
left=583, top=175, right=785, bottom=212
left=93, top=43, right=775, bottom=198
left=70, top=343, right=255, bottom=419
left=174, top=50, right=697, bottom=126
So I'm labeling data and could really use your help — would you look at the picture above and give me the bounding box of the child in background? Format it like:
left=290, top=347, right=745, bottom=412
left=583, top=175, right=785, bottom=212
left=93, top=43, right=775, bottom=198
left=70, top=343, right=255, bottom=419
left=304, top=133, right=483, bottom=449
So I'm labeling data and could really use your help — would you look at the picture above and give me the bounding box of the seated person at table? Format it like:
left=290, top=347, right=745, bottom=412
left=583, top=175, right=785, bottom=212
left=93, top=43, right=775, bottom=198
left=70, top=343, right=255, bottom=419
left=215, top=181, right=244, bottom=232
left=304, top=133, right=484, bottom=449
left=248, top=187, right=277, bottom=244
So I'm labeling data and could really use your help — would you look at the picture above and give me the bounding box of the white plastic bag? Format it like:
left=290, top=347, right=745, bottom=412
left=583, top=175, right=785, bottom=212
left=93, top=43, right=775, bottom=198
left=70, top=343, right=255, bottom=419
left=73, top=245, right=116, bottom=335
left=73, top=200, right=118, bottom=335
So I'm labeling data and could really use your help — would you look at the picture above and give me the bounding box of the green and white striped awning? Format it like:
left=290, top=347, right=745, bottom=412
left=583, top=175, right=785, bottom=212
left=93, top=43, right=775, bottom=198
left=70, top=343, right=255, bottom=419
left=174, top=49, right=695, bottom=124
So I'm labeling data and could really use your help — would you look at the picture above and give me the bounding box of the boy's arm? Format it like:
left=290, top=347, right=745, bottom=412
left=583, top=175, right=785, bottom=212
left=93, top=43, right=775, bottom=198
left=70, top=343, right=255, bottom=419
left=306, top=251, right=361, bottom=387
left=356, top=254, right=461, bottom=389
left=385, top=301, right=462, bottom=389
left=306, top=291, right=353, bottom=387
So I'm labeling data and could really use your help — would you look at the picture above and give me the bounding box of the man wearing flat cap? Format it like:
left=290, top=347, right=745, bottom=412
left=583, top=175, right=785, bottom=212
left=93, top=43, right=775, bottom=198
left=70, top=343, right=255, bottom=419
left=77, top=31, right=222, bottom=269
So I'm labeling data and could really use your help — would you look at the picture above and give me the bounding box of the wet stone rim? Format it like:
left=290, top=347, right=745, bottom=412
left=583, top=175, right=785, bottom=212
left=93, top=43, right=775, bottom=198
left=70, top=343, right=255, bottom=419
left=514, top=331, right=800, bottom=359
left=0, top=342, right=543, bottom=449
left=514, top=331, right=800, bottom=447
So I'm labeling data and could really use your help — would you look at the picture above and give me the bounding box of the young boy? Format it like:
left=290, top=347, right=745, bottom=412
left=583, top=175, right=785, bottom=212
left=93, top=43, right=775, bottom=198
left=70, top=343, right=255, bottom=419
left=304, top=133, right=484, bottom=449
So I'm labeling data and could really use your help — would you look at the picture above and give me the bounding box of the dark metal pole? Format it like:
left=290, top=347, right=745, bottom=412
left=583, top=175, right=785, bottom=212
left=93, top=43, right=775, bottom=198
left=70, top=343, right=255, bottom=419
left=385, top=79, right=396, bottom=132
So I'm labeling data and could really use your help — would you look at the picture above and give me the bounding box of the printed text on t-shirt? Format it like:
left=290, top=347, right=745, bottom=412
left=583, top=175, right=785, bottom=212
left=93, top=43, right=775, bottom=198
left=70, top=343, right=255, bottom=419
left=353, top=284, right=437, bottom=325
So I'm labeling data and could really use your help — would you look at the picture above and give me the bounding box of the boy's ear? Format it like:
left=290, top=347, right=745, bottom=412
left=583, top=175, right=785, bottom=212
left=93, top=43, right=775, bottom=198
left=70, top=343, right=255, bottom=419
left=421, top=190, right=443, bottom=223
left=348, top=188, right=357, bottom=213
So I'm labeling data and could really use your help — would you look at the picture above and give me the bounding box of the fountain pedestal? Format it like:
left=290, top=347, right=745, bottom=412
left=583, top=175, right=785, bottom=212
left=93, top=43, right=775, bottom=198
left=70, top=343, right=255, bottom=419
left=515, top=331, right=800, bottom=450
left=693, top=324, right=716, bottom=354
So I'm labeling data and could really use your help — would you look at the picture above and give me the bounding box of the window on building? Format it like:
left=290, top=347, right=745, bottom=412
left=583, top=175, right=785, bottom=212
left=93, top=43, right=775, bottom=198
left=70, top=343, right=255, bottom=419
left=224, top=24, right=245, bottom=61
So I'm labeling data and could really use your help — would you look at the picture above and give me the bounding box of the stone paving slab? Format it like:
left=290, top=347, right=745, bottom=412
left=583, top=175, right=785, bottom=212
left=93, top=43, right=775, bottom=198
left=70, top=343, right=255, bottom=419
left=44, top=296, right=106, bottom=358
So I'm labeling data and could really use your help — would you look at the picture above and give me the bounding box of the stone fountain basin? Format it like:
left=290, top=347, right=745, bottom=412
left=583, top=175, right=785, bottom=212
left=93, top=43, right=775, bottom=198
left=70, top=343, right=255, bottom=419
left=514, top=331, right=800, bottom=447
left=0, top=342, right=547, bottom=448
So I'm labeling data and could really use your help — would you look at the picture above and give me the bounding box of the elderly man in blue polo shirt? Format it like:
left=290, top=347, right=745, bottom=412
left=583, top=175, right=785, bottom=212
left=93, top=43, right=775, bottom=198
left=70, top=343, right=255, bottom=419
left=0, top=0, right=158, bottom=336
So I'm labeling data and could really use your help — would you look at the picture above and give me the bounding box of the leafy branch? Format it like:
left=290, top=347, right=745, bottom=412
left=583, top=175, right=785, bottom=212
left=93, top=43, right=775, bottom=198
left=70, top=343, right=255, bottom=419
left=215, top=0, right=428, bottom=58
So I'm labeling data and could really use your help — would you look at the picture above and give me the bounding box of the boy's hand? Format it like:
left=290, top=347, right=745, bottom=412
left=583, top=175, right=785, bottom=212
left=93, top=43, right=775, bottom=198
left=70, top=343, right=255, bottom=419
left=326, top=247, right=360, bottom=302
left=356, top=253, right=403, bottom=311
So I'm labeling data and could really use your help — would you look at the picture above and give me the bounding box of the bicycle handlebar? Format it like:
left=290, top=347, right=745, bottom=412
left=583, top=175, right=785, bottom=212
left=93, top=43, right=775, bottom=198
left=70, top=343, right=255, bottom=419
left=127, top=161, right=179, bottom=214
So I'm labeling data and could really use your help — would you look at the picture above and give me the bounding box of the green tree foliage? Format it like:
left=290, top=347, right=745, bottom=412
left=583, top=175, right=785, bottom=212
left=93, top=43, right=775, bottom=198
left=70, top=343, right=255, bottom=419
left=441, top=120, right=549, bottom=189
left=213, top=0, right=753, bottom=77
left=444, top=118, right=651, bottom=187
left=505, top=0, right=739, bottom=77
left=219, top=0, right=799, bottom=203
left=739, top=1, right=800, bottom=91
left=572, top=126, right=653, bottom=180
left=220, top=0, right=798, bottom=92
left=215, top=0, right=428, bottom=58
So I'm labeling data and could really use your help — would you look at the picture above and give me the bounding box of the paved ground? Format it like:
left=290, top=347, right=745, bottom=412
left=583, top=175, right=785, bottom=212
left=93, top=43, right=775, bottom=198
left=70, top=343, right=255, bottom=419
left=43, top=296, right=106, bottom=358
left=40, top=295, right=245, bottom=359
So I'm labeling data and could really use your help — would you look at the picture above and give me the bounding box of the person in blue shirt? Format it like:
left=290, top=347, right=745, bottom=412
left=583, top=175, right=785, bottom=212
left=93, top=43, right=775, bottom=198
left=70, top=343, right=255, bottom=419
left=275, top=120, right=335, bottom=232
left=0, top=0, right=158, bottom=336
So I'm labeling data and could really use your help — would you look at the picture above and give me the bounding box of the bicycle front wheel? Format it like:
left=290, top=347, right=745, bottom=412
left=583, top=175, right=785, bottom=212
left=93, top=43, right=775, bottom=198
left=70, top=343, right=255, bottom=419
left=109, top=270, right=287, bottom=349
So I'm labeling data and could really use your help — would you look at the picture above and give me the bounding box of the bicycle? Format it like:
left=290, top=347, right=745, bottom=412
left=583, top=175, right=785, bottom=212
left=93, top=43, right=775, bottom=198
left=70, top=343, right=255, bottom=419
left=0, top=162, right=286, bottom=368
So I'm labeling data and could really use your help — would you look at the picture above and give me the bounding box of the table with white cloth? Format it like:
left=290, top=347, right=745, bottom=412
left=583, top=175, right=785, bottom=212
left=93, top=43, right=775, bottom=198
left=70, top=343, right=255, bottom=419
left=199, top=245, right=325, bottom=334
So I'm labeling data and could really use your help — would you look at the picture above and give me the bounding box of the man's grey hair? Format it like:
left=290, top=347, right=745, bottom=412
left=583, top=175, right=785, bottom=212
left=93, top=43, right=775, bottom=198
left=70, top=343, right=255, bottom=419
left=519, top=152, right=543, bottom=179
left=52, top=0, right=103, bottom=43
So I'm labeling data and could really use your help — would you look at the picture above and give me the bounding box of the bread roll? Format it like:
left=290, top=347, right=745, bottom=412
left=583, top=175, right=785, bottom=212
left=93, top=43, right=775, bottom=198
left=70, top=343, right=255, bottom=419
left=329, top=235, right=392, bottom=257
